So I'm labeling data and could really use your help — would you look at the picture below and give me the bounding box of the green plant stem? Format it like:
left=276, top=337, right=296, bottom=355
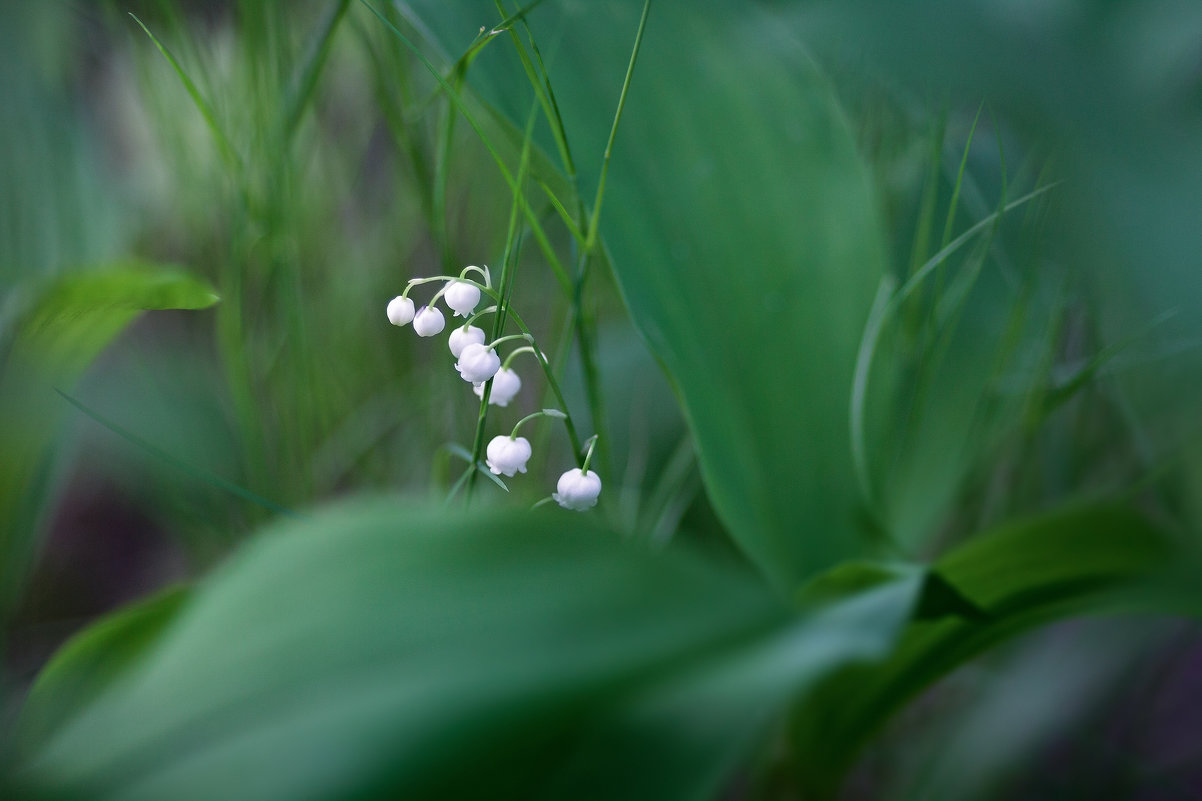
left=129, top=13, right=242, bottom=175
left=584, top=0, right=651, bottom=255
left=496, top=0, right=585, bottom=225
left=503, top=314, right=583, bottom=460
left=361, top=1, right=573, bottom=293
left=502, top=346, right=536, bottom=370
left=356, top=10, right=437, bottom=232
left=510, top=409, right=563, bottom=440
left=580, top=434, right=599, bottom=473
left=569, top=0, right=653, bottom=483
left=432, top=70, right=462, bottom=274
left=56, top=390, right=299, bottom=519
left=487, top=333, right=532, bottom=350
left=456, top=291, right=582, bottom=460
left=281, top=0, right=353, bottom=144
left=464, top=103, right=538, bottom=503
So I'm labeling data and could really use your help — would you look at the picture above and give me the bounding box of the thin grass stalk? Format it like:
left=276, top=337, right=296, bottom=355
left=465, top=104, right=539, bottom=502
left=361, top=1, right=573, bottom=293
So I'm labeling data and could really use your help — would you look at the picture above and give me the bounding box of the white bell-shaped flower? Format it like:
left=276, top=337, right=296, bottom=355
left=412, top=306, right=445, bottom=337
left=486, top=435, right=532, bottom=476
left=455, top=342, right=501, bottom=384
left=387, top=296, right=415, bottom=326
left=553, top=468, right=602, bottom=510
left=443, top=279, right=481, bottom=317
left=448, top=325, right=486, bottom=358
left=473, top=367, right=521, bottom=407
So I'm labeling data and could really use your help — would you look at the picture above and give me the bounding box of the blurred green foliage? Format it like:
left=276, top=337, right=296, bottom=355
left=3, top=0, right=1202, bottom=798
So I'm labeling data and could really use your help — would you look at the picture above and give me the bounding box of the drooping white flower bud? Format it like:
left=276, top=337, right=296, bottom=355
left=486, top=435, right=532, bottom=476
left=474, top=367, right=521, bottom=407
left=387, top=296, right=415, bottom=326
left=413, top=306, right=445, bottom=337
left=448, top=325, right=486, bottom=358
left=455, top=342, right=501, bottom=384
left=443, top=279, right=481, bottom=317
left=553, top=468, right=602, bottom=510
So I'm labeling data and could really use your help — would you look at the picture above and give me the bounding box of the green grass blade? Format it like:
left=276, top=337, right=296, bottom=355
left=584, top=0, right=651, bottom=254
left=281, top=0, right=354, bottom=143
left=128, top=14, right=241, bottom=173
left=497, top=0, right=583, bottom=221
left=57, top=390, right=300, bottom=520
left=849, top=275, right=897, bottom=519
left=939, top=102, right=985, bottom=249
left=895, top=182, right=1058, bottom=310
left=359, top=0, right=572, bottom=293
left=536, top=178, right=585, bottom=242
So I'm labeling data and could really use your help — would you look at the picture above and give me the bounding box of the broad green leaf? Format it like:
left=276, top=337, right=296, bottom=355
left=536, top=565, right=931, bottom=801
left=0, top=263, right=219, bottom=617
left=399, top=0, right=888, bottom=590
left=787, top=504, right=1193, bottom=798
left=14, top=499, right=934, bottom=801
left=16, top=586, right=191, bottom=755
left=600, top=5, right=886, bottom=589
left=4, top=263, right=220, bottom=374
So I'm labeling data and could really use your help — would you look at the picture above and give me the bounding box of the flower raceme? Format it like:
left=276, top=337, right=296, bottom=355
left=387, top=265, right=601, bottom=511
left=486, top=436, right=532, bottom=477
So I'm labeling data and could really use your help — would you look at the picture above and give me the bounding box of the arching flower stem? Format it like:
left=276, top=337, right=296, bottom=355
left=502, top=346, right=537, bottom=371
left=486, top=333, right=532, bottom=352
left=492, top=309, right=583, bottom=461
left=463, top=305, right=498, bottom=329
left=509, top=408, right=566, bottom=441
left=580, top=435, right=599, bottom=473
left=458, top=264, right=492, bottom=287
left=404, top=275, right=494, bottom=305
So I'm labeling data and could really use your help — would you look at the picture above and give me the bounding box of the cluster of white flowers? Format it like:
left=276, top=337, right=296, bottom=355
left=388, top=266, right=601, bottom=511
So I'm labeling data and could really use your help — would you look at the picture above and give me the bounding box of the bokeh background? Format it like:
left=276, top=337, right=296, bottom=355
left=4, top=1, right=1202, bottom=798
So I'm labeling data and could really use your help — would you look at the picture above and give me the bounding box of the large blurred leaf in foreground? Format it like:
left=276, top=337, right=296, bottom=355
left=15, top=586, right=191, bottom=756
left=789, top=504, right=1196, bottom=797
left=15, top=499, right=933, bottom=801
left=0, top=264, right=219, bottom=617
left=400, top=0, right=888, bottom=590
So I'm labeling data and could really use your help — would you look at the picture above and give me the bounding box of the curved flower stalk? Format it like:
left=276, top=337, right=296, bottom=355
left=483, top=409, right=567, bottom=480
left=387, top=266, right=493, bottom=338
